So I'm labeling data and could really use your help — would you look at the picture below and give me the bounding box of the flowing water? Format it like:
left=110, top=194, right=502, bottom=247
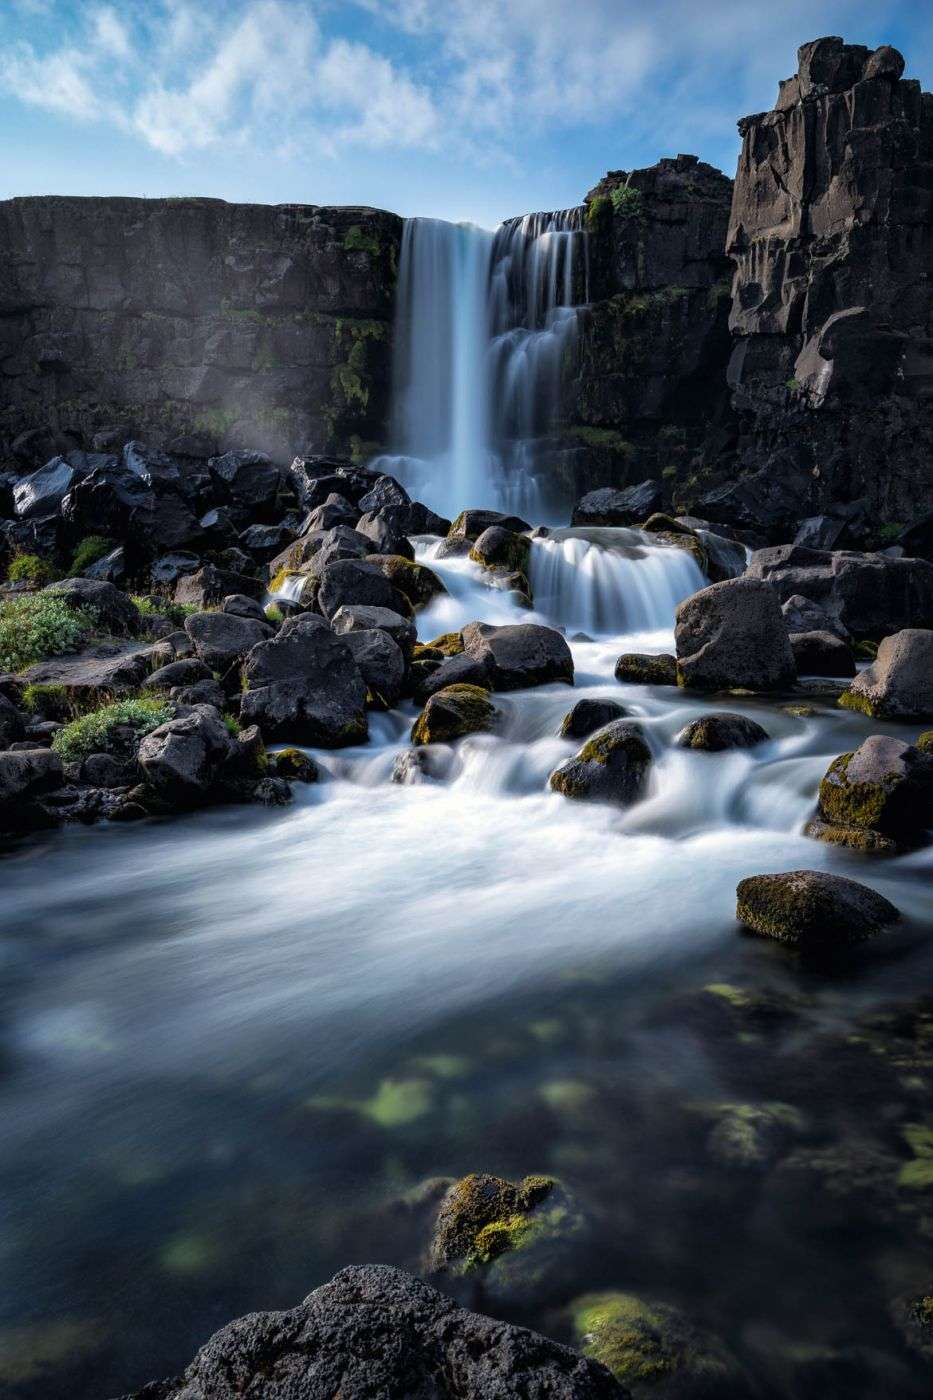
left=2, top=531, right=932, bottom=1398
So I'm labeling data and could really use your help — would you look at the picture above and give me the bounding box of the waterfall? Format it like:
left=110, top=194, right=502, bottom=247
left=528, top=530, right=706, bottom=636
left=371, top=210, right=586, bottom=523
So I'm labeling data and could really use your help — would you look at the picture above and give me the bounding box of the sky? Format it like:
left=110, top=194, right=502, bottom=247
left=1, top=1, right=932, bottom=229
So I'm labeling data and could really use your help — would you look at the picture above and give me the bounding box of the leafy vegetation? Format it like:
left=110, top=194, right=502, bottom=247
left=130, top=595, right=200, bottom=629
left=51, top=697, right=172, bottom=762
left=0, top=594, right=95, bottom=672
left=21, top=682, right=70, bottom=718
left=7, top=553, right=58, bottom=585
left=70, top=536, right=114, bottom=575
left=610, top=185, right=644, bottom=219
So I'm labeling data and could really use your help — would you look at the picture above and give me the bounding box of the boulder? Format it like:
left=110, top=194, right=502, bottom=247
left=781, top=593, right=849, bottom=641
left=341, top=629, right=406, bottom=709
left=572, top=481, right=663, bottom=527
left=171, top=678, right=227, bottom=710
left=116, top=1264, right=624, bottom=1400
left=411, top=684, right=498, bottom=745
left=812, top=734, right=933, bottom=850
left=60, top=457, right=155, bottom=538
left=794, top=514, right=848, bottom=551
left=20, top=643, right=155, bottom=701
left=790, top=630, right=856, bottom=677
left=185, top=612, right=274, bottom=671
left=269, top=525, right=373, bottom=583
left=461, top=621, right=573, bottom=691
left=470, top=527, right=530, bottom=575
left=240, top=616, right=368, bottom=746
left=143, top=659, right=212, bottom=692
left=429, top=1173, right=566, bottom=1273
left=331, top=604, right=416, bottom=653
left=675, top=577, right=796, bottom=691
left=696, top=462, right=815, bottom=540
left=302, top=494, right=360, bottom=533
left=0, top=747, right=63, bottom=808
left=357, top=474, right=410, bottom=513
left=288, top=457, right=379, bottom=510
left=317, top=558, right=411, bottom=622
left=238, top=523, right=295, bottom=562
left=150, top=552, right=201, bottom=589
left=411, top=650, right=493, bottom=701
left=736, top=870, right=899, bottom=949
left=174, top=564, right=264, bottom=608
left=745, top=547, right=933, bottom=638
left=42, top=577, right=139, bottom=635
left=13, top=456, right=78, bottom=518
left=550, top=720, right=651, bottom=804
left=559, top=698, right=627, bottom=739
left=222, top=593, right=268, bottom=622
left=355, top=510, right=415, bottom=559
left=198, top=507, right=240, bottom=549
left=365, top=554, right=446, bottom=608
left=674, top=713, right=769, bottom=751
left=839, top=630, right=933, bottom=720
left=83, top=546, right=126, bottom=586
left=269, top=747, right=319, bottom=782
left=448, top=509, right=531, bottom=541
left=897, top=512, right=933, bottom=562
left=137, top=704, right=236, bottom=806
left=614, top=653, right=678, bottom=686
left=209, top=450, right=281, bottom=516
left=0, top=694, right=25, bottom=749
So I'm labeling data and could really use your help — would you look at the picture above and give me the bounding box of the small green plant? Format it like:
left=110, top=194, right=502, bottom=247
left=223, top=714, right=241, bottom=737
left=585, top=194, right=612, bottom=230
left=70, top=536, right=114, bottom=575
left=51, top=697, right=172, bottom=762
left=877, top=522, right=905, bottom=544
left=785, top=377, right=802, bottom=391
left=0, top=594, right=95, bottom=672
left=610, top=185, right=644, bottom=219
left=7, top=553, right=57, bottom=585
left=130, top=595, right=200, bottom=629
left=343, top=225, right=381, bottom=256
left=264, top=603, right=284, bottom=625
left=22, top=682, right=70, bottom=718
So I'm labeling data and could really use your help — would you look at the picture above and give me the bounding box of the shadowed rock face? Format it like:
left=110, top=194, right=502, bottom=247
left=721, top=36, right=933, bottom=521
left=0, top=197, right=401, bottom=465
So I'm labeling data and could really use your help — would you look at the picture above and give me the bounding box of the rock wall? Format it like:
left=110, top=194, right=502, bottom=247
left=561, top=155, right=735, bottom=496
left=715, top=36, right=933, bottom=523
left=0, top=197, right=401, bottom=467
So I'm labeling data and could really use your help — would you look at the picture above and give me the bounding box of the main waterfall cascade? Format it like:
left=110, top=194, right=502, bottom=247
left=370, top=208, right=586, bottom=522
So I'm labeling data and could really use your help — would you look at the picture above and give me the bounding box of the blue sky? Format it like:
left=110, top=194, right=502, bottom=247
left=1, top=1, right=931, bottom=228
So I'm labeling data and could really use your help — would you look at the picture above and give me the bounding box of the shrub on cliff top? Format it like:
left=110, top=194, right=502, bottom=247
left=0, top=594, right=95, bottom=672
left=51, top=697, right=172, bottom=762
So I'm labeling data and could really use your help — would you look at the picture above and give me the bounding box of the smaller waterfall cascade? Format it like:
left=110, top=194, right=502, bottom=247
left=371, top=210, right=586, bottom=522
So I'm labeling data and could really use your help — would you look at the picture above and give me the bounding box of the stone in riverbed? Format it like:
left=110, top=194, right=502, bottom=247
left=559, top=698, right=627, bottom=738
left=550, top=720, right=651, bottom=805
left=469, top=526, right=531, bottom=576
left=461, top=621, right=573, bottom=691
left=317, top=557, right=412, bottom=622
left=448, top=508, right=531, bottom=541
left=331, top=604, right=416, bottom=654
left=614, top=653, right=678, bottom=686
left=364, top=553, right=446, bottom=608
left=427, top=1172, right=583, bottom=1284
left=240, top=616, right=368, bottom=747
left=674, top=712, right=769, bottom=751
left=268, top=747, right=319, bottom=783
left=790, top=629, right=856, bottom=677
left=675, top=577, right=796, bottom=691
left=115, top=1263, right=625, bottom=1400
left=781, top=592, right=850, bottom=642
left=411, top=650, right=492, bottom=701
left=341, top=628, right=406, bottom=709
left=174, top=563, right=263, bottom=608
left=136, top=704, right=236, bottom=806
left=810, top=734, right=933, bottom=850
left=745, top=546, right=933, bottom=639
left=839, top=629, right=933, bottom=720
left=0, top=748, right=63, bottom=812
left=736, top=870, right=899, bottom=949
left=411, top=683, right=498, bottom=745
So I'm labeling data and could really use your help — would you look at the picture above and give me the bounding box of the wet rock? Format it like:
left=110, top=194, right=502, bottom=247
left=42, top=577, right=139, bottom=635
left=572, top=481, right=663, bottom=527
left=839, top=630, right=933, bottom=720
left=889, top=1288, right=933, bottom=1367
left=448, top=509, right=531, bottom=541
left=331, top=604, right=416, bottom=654
left=354, top=510, right=415, bottom=559
left=185, top=612, right=274, bottom=671
left=365, top=553, right=446, bottom=608
left=0, top=748, right=63, bottom=813
left=13, top=456, right=80, bottom=518
left=221, top=593, right=268, bottom=622
left=238, top=523, right=295, bottom=562
left=428, top=1172, right=573, bottom=1273
left=701, top=1101, right=803, bottom=1170
left=208, top=450, right=281, bottom=516
left=342, top=628, right=406, bottom=709
left=143, top=659, right=212, bottom=692
left=268, top=747, right=319, bottom=783
left=240, top=616, right=368, bottom=746
left=674, top=712, right=769, bottom=751
left=411, top=684, right=497, bottom=745
left=781, top=593, right=850, bottom=642
left=461, top=621, right=573, bottom=691
left=412, top=650, right=493, bottom=701
left=251, top=776, right=292, bottom=806
left=470, top=527, right=531, bottom=576
left=317, top=557, right=411, bottom=622
left=302, top=494, right=360, bottom=534
left=174, top=564, right=263, bottom=608
left=137, top=705, right=235, bottom=806
left=391, top=749, right=435, bottom=784
left=117, top=1263, right=624, bottom=1400
left=0, top=693, right=26, bottom=747
left=358, top=474, right=410, bottom=513
left=570, top=1291, right=754, bottom=1398
left=83, top=546, right=126, bottom=586
left=745, top=547, right=933, bottom=639
left=736, top=870, right=899, bottom=949
left=550, top=720, right=651, bottom=805
left=789, top=630, right=855, bottom=677
left=560, top=698, right=628, bottom=739
left=614, top=653, right=678, bottom=686
left=812, top=734, right=933, bottom=850
left=675, top=577, right=795, bottom=691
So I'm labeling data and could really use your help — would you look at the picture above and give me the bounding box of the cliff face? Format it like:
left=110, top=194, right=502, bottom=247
left=561, top=155, right=735, bottom=494
left=0, top=197, right=401, bottom=465
left=721, top=36, right=933, bottom=519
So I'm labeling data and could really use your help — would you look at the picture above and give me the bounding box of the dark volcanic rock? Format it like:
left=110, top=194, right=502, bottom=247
left=341, top=628, right=406, bottom=709
left=746, top=547, right=933, bottom=638
left=116, top=1264, right=625, bottom=1400
left=674, top=712, right=770, bottom=751
left=813, top=734, right=933, bottom=849
left=462, top=621, right=573, bottom=691
left=614, top=653, right=678, bottom=686
left=209, top=450, right=281, bottom=516
left=448, top=509, right=531, bottom=541
left=12, top=455, right=81, bottom=518
left=240, top=616, right=367, bottom=746
left=736, top=870, right=899, bottom=949
left=411, top=684, right=498, bottom=745
left=790, top=630, right=856, bottom=677
left=781, top=593, right=850, bottom=642
left=331, top=604, right=416, bottom=653
left=550, top=720, right=651, bottom=805
left=572, top=481, right=663, bottom=527
left=137, top=704, right=235, bottom=805
left=840, top=629, right=933, bottom=719
left=675, top=577, right=796, bottom=690
left=174, top=564, right=263, bottom=608
left=317, top=557, right=410, bottom=622
left=559, top=697, right=628, bottom=738
left=185, top=611, right=274, bottom=671
left=43, top=577, right=139, bottom=635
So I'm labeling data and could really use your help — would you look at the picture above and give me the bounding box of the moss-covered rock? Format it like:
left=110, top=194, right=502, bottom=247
left=366, top=554, right=446, bottom=608
left=699, top=1101, right=804, bottom=1169
left=469, top=526, right=531, bottom=576
left=571, top=1291, right=752, bottom=1397
left=917, top=729, right=933, bottom=753
left=411, top=683, right=497, bottom=745
left=652, top=531, right=709, bottom=574
left=615, top=653, right=677, bottom=686
left=269, top=747, right=319, bottom=782
left=559, top=697, right=627, bottom=739
left=550, top=720, right=651, bottom=805
left=419, top=630, right=465, bottom=658
left=674, top=712, right=769, bottom=751
left=736, top=869, right=899, bottom=949
left=815, top=734, right=933, bottom=849
left=838, top=629, right=933, bottom=720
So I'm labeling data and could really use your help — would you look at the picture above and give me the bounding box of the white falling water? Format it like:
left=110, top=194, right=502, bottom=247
left=370, top=210, right=586, bottom=522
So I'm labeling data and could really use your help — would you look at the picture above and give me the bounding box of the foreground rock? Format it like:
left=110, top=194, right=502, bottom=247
left=675, top=577, right=796, bottom=691
left=809, top=735, right=933, bottom=852
left=614, top=653, right=678, bottom=686
left=462, top=622, right=574, bottom=691
left=736, top=870, right=899, bottom=950
left=0, top=748, right=63, bottom=830
left=550, top=720, right=651, bottom=805
left=674, top=713, right=769, bottom=751
left=185, top=611, right=274, bottom=672
left=137, top=705, right=235, bottom=806
left=340, top=628, right=405, bottom=709
left=839, top=629, right=933, bottom=720
left=241, top=617, right=367, bottom=746
left=411, top=684, right=498, bottom=745
left=789, top=630, right=855, bottom=677
left=43, top=577, right=140, bottom=634
left=572, top=481, right=663, bottom=527
left=116, top=1264, right=624, bottom=1400
left=560, top=698, right=627, bottom=738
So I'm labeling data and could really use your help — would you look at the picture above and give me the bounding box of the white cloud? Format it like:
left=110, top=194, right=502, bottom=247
left=315, top=39, right=439, bottom=149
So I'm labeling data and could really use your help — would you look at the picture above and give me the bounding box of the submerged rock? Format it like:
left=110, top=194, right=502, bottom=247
left=675, top=577, right=796, bottom=691
left=839, top=629, right=933, bottom=720
left=550, top=720, right=651, bottom=805
left=560, top=698, right=628, bottom=739
left=811, top=734, right=933, bottom=850
left=736, top=870, right=899, bottom=949
left=116, top=1264, right=624, bottom=1400
left=674, top=712, right=769, bottom=751
left=614, top=653, right=678, bottom=686
left=411, top=684, right=498, bottom=745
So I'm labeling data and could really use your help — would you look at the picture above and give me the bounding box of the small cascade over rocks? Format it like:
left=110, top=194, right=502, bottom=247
left=371, top=210, right=586, bottom=523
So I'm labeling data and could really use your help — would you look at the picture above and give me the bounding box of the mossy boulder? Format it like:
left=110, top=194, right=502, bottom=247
left=839, top=628, right=933, bottom=720
left=652, top=531, right=709, bottom=574
left=269, top=747, right=319, bottom=782
left=411, top=684, right=498, bottom=745
left=917, top=729, right=933, bottom=753
left=418, top=630, right=465, bottom=658
left=448, top=509, right=530, bottom=542
left=674, top=712, right=769, bottom=751
left=550, top=720, right=651, bottom=806
left=814, top=734, right=933, bottom=849
left=559, top=697, right=627, bottom=739
left=736, top=870, right=899, bottom=950
left=365, top=553, right=446, bottom=609
left=571, top=1292, right=753, bottom=1398
left=802, top=817, right=900, bottom=855
left=615, top=653, right=677, bottom=686
left=469, top=526, right=531, bottom=576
